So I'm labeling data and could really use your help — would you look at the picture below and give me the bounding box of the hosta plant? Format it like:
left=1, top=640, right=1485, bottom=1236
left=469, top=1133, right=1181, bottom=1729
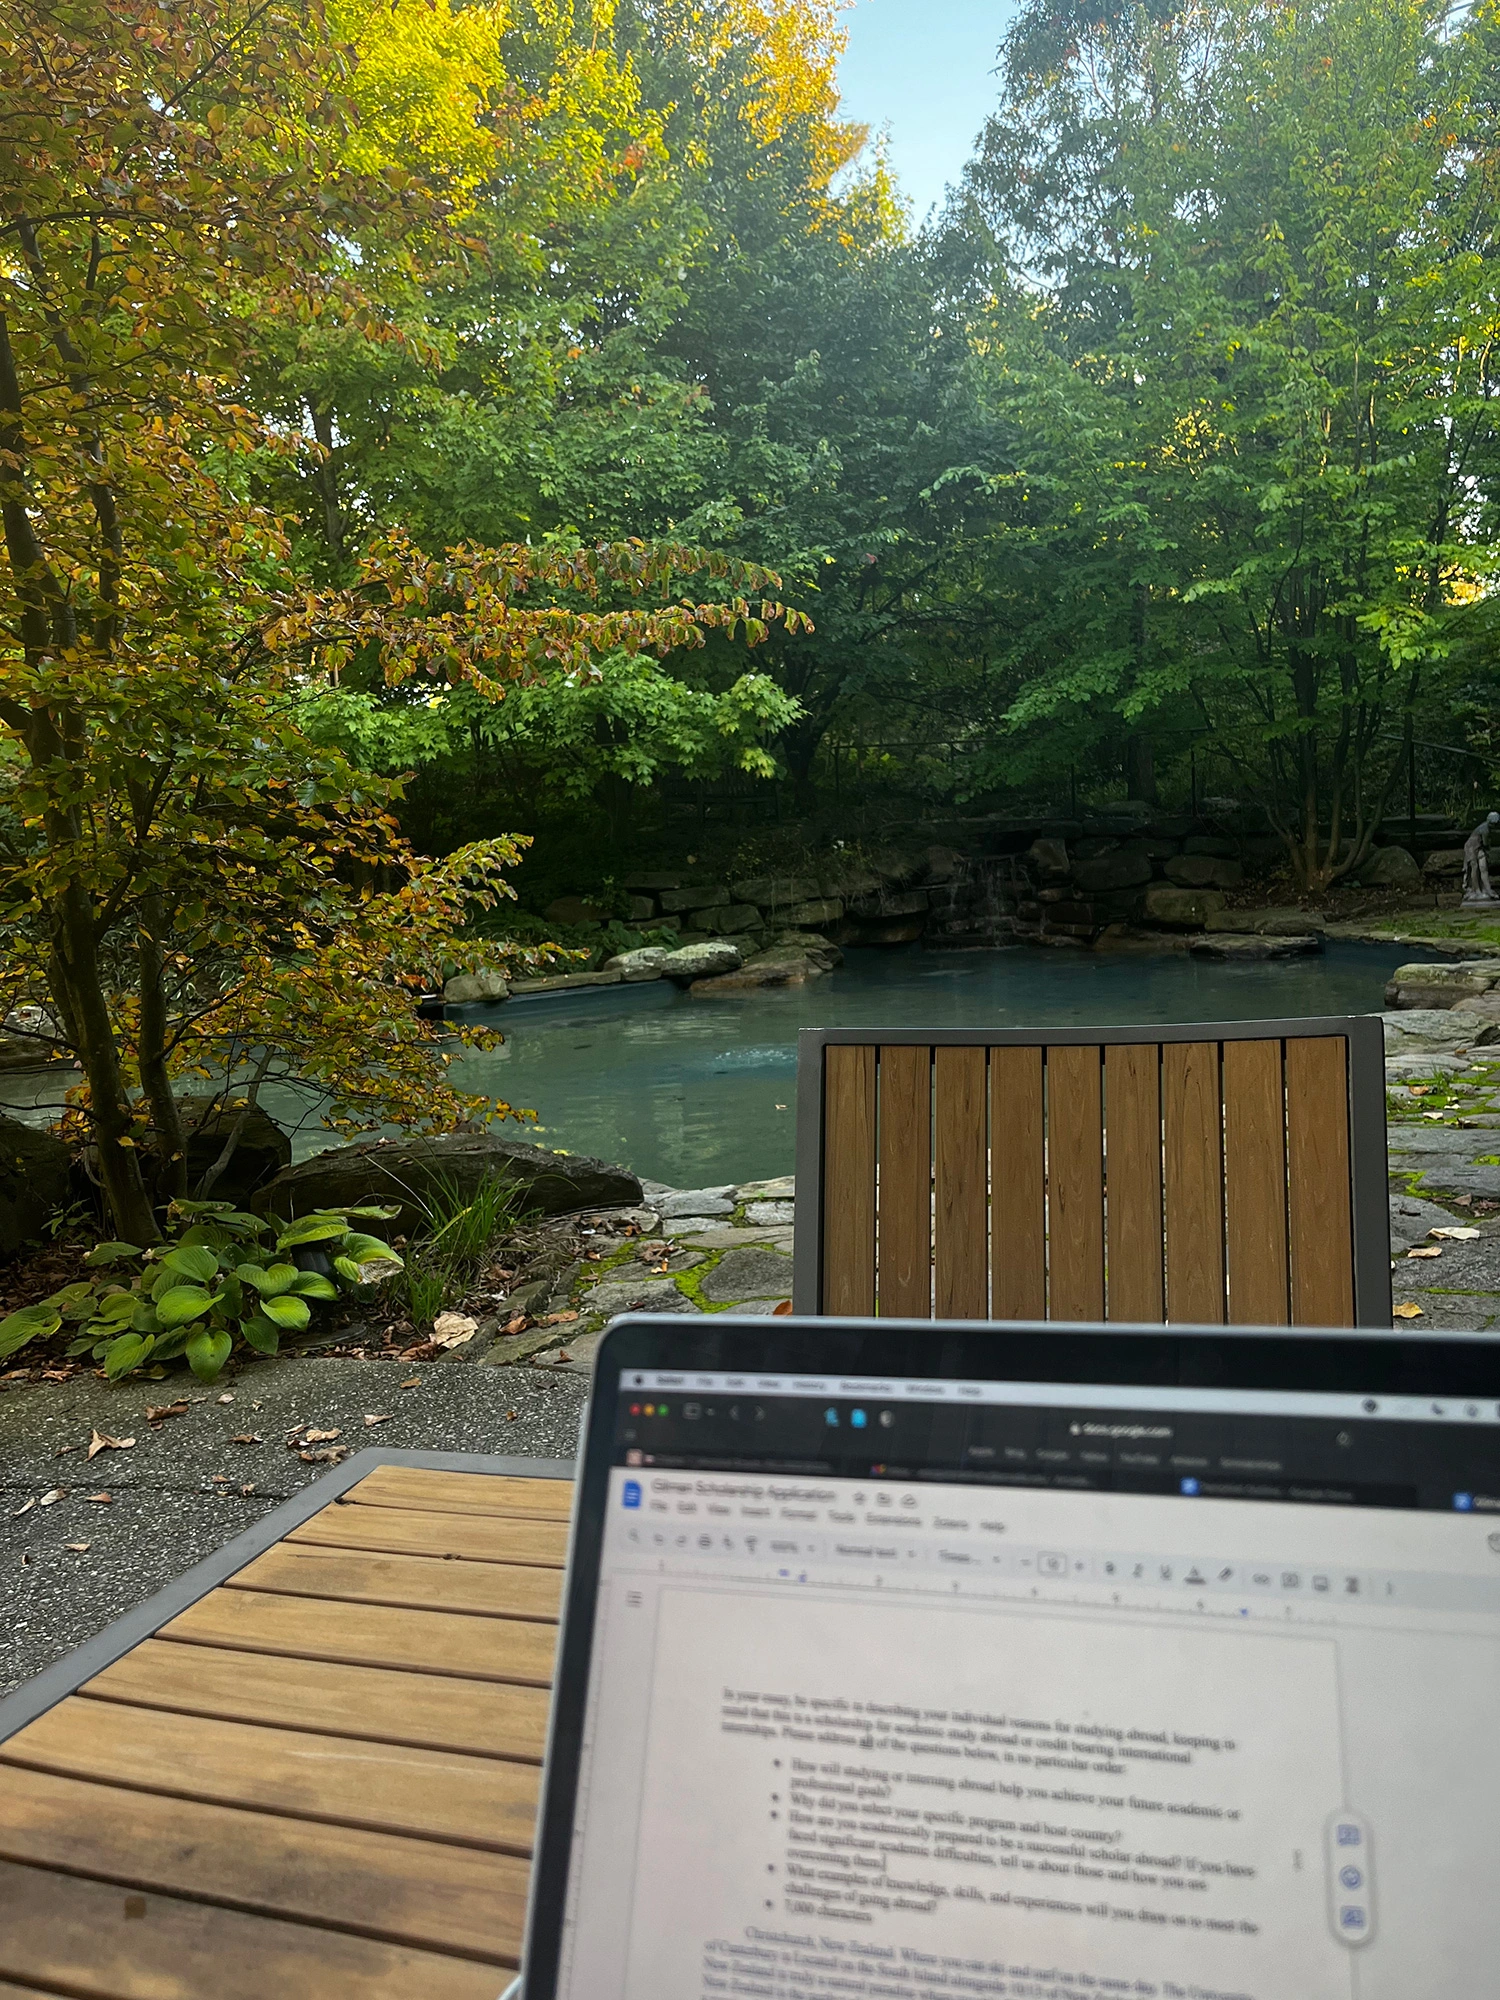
left=0, top=1200, right=403, bottom=1384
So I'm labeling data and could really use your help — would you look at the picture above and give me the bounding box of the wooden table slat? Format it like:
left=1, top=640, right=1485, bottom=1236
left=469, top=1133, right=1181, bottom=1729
left=80, top=1640, right=552, bottom=1762
left=2, top=1698, right=540, bottom=1853
left=0, top=1764, right=526, bottom=1964
left=160, top=1583, right=559, bottom=1685
left=291, top=1503, right=569, bottom=1568
left=228, top=1542, right=564, bottom=1622
left=344, top=1464, right=574, bottom=1519
left=0, top=1856, right=505, bottom=1999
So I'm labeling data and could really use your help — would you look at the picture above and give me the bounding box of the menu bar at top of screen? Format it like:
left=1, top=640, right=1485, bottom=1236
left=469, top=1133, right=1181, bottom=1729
left=622, top=1371, right=1500, bottom=1426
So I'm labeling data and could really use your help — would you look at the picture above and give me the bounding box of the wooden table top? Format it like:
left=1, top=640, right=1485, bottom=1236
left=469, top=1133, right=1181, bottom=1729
left=0, top=1463, right=572, bottom=1998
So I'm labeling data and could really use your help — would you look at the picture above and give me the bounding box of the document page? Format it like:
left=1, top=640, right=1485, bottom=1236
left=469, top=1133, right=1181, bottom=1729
left=620, top=1589, right=1348, bottom=2000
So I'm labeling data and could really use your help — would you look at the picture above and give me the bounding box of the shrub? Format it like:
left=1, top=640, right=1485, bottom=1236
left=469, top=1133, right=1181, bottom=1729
left=0, top=1200, right=403, bottom=1383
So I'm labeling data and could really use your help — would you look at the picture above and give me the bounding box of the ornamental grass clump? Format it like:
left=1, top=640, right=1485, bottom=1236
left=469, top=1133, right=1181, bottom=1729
left=0, top=1200, right=403, bottom=1383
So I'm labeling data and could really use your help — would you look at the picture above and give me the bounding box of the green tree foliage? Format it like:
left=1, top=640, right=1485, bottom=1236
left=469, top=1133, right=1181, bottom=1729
left=956, top=0, right=1500, bottom=882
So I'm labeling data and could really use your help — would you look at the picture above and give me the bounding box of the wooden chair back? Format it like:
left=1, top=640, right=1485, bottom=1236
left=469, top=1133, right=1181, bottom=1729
left=792, top=1018, right=1390, bottom=1326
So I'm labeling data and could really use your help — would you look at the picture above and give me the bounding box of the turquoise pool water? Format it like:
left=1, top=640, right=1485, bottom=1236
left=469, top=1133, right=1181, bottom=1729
left=442, top=940, right=1414, bottom=1188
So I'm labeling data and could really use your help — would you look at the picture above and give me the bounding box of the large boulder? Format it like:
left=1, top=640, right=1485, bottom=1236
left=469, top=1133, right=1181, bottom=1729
left=1381, top=1008, right=1500, bottom=1052
left=1142, top=884, right=1227, bottom=929
left=847, top=887, right=929, bottom=918
left=1165, top=854, right=1244, bottom=889
left=603, top=946, right=671, bottom=981
left=688, top=902, right=761, bottom=932
left=1206, top=907, right=1327, bottom=936
left=779, top=897, right=843, bottom=929
left=1027, top=837, right=1071, bottom=880
left=1385, top=960, right=1500, bottom=1011
left=442, top=970, right=509, bottom=1004
left=1073, top=849, right=1153, bottom=893
left=731, top=874, right=818, bottom=908
left=691, top=943, right=836, bottom=994
left=0, top=1112, right=72, bottom=1262
left=253, top=1132, right=642, bottom=1231
left=1189, top=933, right=1322, bottom=960
left=658, top=884, right=730, bottom=913
left=178, top=1096, right=291, bottom=1202
left=1422, top=848, right=1465, bottom=878
left=659, top=939, right=742, bottom=982
left=1357, top=844, right=1422, bottom=889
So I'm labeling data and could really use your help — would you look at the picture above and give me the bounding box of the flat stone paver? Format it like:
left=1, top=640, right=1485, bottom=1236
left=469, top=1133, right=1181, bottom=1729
left=699, top=1246, right=796, bottom=1303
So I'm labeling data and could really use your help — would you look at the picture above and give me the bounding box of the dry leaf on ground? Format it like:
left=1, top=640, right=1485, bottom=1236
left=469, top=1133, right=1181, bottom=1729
left=1393, top=1302, right=1425, bottom=1319
left=1432, top=1226, right=1483, bottom=1241
left=773, top=1299, right=794, bottom=1316
left=1406, top=1247, right=1443, bottom=1259
left=299, top=1445, right=350, bottom=1465
left=10, top=1498, right=35, bottom=1518
left=399, top=1376, right=422, bottom=1388
left=542, top=1310, right=578, bottom=1326
left=217, top=1393, right=234, bottom=1404
left=63, top=1542, right=91, bottom=1553
left=145, top=1403, right=189, bottom=1425
left=302, top=1428, right=340, bottom=1443
left=502, top=1315, right=528, bottom=1335
left=39, top=1489, right=66, bottom=1506
left=229, top=1433, right=264, bottom=1445
left=432, top=1312, right=479, bottom=1347
left=505, top=1409, right=518, bottom=1421
left=86, top=1492, right=111, bottom=1504
left=363, top=1413, right=390, bottom=1426
left=240, top=1483, right=257, bottom=1496
left=87, top=1431, right=135, bottom=1460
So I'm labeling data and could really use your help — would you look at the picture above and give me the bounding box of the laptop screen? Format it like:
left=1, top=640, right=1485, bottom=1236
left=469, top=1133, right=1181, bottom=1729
left=540, top=1346, right=1500, bottom=2000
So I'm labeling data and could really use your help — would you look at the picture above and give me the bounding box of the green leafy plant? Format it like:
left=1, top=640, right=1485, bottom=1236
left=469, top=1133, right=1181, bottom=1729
left=394, top=1171, right=520, bottom=1333
left=0, top=1200, right=404, bottom=1384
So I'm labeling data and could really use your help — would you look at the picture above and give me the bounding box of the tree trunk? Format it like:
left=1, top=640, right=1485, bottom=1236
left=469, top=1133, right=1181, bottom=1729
left=138, top=897, right=186, bottom=1200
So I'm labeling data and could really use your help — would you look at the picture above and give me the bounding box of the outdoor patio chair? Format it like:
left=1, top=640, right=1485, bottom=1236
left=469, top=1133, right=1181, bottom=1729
left=0, top=1449, right=571, bottom=1998
left=792, top=1017, right=1391, bottom=1325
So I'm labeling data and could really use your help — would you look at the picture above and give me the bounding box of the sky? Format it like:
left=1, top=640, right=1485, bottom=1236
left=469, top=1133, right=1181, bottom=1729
left=835, top=0, right=1016, bottom=223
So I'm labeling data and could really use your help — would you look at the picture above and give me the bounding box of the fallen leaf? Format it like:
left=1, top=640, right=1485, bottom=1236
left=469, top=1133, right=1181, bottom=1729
left=773, top=1299, right=794, bottom=1316
left=218, top=1393, right=234, bottom=1404
left=505, top=1409, right=518, bottom=1421
left=399, top=1376, right=422, bottom=1388
left=1432, top=1226, right=1483, bottom=1241
left=87, top=1431, right=135, bottom=1460
left=1393, top=1302, right=1425, bottom=1319
left=1422, top=1111, right=1445, bottom=1121
left=10, top=1498, right=35, bottom=1518
left=229, top=1433, right=264, bottom=1445
left=302, top=1428, right=341, bottom=1443
left=54, top=1444, right=79, bottom=1458
left=39, top=1489, right=66, bottom=1507
left=1407, top=1085, right=1430, bottom=1096
left=556, top=1350, right=573, bottom=1362
left=363, top=1413, right=390, bottom=1426
left=240, top=1483, right=257, bottom=1497
left=542, top=1310, right=578, bottom=1327
left=502, top=1315, right=528, bottom=1335
left=432, top=1311, right=479, bottom=1347
left=145, top=1402, right=189, bottom=1424
left=299, top=1445, right=350, bottom=1465
left=63, top=1542, right=91, bottom=1553
left=86, top=1492, right=111, bottom=1504
left=1406, top=1246, right=1443, bottom=1259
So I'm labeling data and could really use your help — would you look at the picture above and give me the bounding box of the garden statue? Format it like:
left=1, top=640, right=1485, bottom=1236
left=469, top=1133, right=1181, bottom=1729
left=1462, top=812, right=1500, bottom=905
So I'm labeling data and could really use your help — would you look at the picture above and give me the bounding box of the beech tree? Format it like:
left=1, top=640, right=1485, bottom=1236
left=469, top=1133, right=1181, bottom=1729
left=0, top=0, right=804, bottom=1240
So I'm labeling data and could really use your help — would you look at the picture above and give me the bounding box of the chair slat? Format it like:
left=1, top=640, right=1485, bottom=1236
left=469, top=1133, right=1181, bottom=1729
left=1223, top=1039, right=1291, bottom=1324
left=876, top=1044, right=932, bottom=1317
left=990, top=1045, right=1045, bottom=1319
left=1287, top=1036, right=1356, bottom=1325
left=1103, top=1044, right=1164, bottom=1322
left=823, top=1044, right=876, bottom=1314
left=1046, top=1046, right=1105, bottom=1319
left=1163, top=1041, right=1226, bottom=1322
left=934, top=1047, right=989, bottom=1318
left=227, top=1545, right=563, bottom=1623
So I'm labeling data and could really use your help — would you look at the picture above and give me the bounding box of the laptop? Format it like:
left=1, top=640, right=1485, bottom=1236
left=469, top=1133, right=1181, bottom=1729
left=518, top=1313, right=1500, bottom=1999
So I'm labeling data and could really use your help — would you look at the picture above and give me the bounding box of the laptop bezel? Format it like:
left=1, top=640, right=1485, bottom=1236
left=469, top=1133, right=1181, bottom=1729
left=518, top=1313, right=1500, bottom=1997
